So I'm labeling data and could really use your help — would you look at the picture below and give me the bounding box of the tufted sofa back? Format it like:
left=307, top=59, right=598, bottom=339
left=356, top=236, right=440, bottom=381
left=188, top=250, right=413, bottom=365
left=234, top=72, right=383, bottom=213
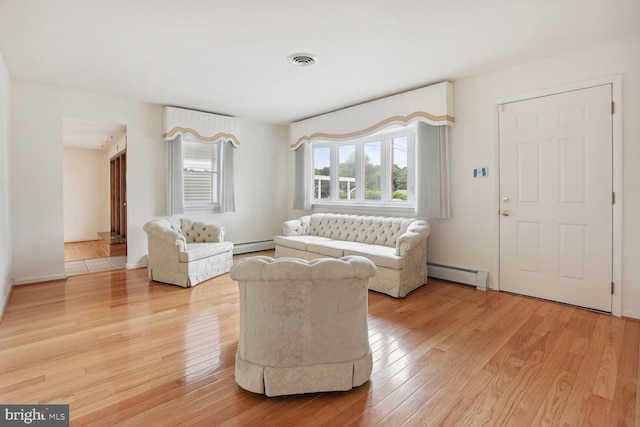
left=151, top=217, right=224, bottom=243
left=306, top=213, right=416, bottom=248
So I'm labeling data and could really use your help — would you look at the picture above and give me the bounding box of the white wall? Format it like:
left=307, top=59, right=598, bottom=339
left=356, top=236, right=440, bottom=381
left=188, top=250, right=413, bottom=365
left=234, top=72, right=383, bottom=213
left=179, top=119, right=289, bottom=246
left=63, top=147, right=109, bottom=242
left=11, top=82, right=289, bottom=283
left=11, top=82, right=164, bottom=282
left=0, top=52, right=12, bottom=313
left=433, top=34, right=640, bottom=318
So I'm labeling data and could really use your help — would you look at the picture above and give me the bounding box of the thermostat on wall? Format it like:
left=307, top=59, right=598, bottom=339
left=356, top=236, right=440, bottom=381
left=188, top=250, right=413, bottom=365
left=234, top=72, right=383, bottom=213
left=473, top=167, right=488, bottom=178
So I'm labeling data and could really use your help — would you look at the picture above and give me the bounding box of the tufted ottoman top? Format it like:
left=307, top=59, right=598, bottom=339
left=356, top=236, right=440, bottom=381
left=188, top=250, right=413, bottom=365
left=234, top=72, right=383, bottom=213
left=230, top=255, right=377, bottom=281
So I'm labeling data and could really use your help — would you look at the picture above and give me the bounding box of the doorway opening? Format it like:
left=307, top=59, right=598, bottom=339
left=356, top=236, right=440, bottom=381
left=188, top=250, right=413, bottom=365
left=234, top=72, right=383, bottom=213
left=62, top=117, right=127, bottom=276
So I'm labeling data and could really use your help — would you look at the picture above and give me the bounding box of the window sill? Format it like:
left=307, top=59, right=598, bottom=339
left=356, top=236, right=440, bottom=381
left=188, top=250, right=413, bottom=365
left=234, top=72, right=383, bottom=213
left=311, top=202, right=415, bottom=217
left=185, top=204, right=221, bottom=213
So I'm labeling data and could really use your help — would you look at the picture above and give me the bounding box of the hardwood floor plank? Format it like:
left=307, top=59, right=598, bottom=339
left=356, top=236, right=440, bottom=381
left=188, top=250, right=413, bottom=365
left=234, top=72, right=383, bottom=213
left=401, top=299, right=544, bottom=426
left=608, top=320, right=639, bottom=426
left=505, top=327, right=575, bottom=426
left=64, top=240, right=109, bottom=262
left=530, top=369, right=574, bottom=427
left=557, top=314, right=611, bottom=426
left=0, top=251, right=638, bottom=426
left=593, top=316, right=624, bottom=400
left=453, top=352, right=524, bottom=427
left=373, top=297, right=534, bottom=426
left=584, top=394, right=613, bottom=427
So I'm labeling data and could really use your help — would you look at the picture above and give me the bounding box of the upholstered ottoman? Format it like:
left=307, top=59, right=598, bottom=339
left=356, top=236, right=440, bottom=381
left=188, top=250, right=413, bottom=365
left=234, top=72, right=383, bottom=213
left=230, top=256, right=377, bottom=397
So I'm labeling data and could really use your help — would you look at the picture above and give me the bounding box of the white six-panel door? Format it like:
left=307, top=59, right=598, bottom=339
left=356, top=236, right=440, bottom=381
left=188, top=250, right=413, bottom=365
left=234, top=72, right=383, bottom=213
left=498, top=85, right=612, bottom=312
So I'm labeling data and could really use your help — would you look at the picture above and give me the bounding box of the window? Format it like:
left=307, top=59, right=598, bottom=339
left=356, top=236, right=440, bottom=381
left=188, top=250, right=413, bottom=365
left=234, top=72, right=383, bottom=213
left=312, top=124, right=415, bottom=206
left=182, top=136, right=221, bottom=207
left=313, top=146, right=331, bottom=200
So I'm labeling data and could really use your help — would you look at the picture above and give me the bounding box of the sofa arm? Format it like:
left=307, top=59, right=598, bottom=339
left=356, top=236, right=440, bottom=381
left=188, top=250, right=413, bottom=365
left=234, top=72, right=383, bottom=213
left=395, top=221, right=431, bottom=256
left=143, top=221, right=187, bottom=251
left=282, top=216, right=310, bottom=236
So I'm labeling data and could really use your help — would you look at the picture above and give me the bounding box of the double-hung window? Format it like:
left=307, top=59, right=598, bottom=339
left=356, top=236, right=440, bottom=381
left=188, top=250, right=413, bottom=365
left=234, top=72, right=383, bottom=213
left=312, top=124, right=415, bottom=207
left=182, top=135, right=221, bottom=208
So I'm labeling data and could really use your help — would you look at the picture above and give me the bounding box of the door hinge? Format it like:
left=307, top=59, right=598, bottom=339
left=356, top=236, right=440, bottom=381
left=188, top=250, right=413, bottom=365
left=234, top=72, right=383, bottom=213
left=612, top=192, right=615, bottom=204
left=611, top=282, right=615, bottom=294
left=611, top=102, right=615, bottom=115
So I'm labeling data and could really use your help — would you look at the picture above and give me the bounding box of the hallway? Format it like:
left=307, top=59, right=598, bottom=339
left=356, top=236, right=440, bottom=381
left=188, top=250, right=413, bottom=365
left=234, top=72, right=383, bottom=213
left=64, top=240, right=126, bottom=276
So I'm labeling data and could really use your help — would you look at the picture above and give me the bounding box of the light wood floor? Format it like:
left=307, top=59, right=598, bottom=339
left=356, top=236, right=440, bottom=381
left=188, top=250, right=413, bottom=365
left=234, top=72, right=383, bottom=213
left=64, top=240, right=109, bottom=262
left=1, top=251, right=638, bottom=426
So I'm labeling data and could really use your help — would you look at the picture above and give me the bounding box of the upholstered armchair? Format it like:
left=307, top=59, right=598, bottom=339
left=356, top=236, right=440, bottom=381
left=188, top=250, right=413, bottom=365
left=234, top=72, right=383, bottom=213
left=230, top=255, right=377, bottom=396
left=143, top=217, right=234, bottom=287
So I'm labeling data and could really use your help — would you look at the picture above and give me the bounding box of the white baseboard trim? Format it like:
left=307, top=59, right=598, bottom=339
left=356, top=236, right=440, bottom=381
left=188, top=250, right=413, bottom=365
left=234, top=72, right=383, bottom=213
left=13, top=274, right=67, bottom=286
left=1, top=282, right=13, bottom=321
left=622, top=310, right=640, bottom=321
left=233, top=240, right=275, bottom=255
left=127, top=260, right=148, bottom=270
left=428, top=263, right=489, bottom=291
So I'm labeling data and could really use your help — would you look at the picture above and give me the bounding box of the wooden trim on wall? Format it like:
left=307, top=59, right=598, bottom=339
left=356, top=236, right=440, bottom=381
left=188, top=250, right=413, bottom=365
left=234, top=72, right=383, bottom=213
left=110, top=150, right=127, bottom=239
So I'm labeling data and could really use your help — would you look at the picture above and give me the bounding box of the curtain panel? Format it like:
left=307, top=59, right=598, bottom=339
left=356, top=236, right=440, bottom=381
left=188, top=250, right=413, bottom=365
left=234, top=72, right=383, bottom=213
left=220, top=140, right=236, bottom=213
left=166, top=136, right=185, bottom=216
left=293, top=142, right=312, bottom=211
left=416, top=123, right=450, bottom=219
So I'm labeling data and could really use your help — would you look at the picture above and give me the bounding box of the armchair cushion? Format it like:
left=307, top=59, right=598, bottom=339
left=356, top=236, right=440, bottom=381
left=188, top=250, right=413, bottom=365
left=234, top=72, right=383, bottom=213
left=178, top=242, right=234, bottom=263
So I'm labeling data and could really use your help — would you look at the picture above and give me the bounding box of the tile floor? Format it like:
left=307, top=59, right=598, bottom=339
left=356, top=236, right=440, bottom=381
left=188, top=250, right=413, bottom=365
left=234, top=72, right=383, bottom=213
left=65, top=256, right=128, bottom=276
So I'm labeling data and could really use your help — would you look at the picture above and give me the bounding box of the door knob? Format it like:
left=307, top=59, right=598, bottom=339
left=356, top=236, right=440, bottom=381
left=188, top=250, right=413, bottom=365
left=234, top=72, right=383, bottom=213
left=501, top=210, right=510, bottom=216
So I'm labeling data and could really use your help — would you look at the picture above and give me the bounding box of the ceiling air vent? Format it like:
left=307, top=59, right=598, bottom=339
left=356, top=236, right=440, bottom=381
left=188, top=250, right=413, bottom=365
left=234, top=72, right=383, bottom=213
left=287, top=53, right=318, bottom=67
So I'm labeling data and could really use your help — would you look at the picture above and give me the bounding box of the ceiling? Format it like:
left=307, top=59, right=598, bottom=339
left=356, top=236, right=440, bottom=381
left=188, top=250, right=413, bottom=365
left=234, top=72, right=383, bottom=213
left=62, top=117, right=127, bottom=150
left=1, top=0, right=639, bottom=131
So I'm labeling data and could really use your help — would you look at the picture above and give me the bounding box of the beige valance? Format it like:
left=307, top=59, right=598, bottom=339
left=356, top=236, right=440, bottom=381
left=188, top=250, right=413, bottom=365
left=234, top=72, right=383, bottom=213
left=290, top=81, right=454, bottom=149
left=163, top=106, right=240, bottom=147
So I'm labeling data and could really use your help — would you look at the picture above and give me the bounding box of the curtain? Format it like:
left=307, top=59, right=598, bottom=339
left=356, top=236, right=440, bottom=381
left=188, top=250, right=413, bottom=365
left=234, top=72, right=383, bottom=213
left=220, top=140, right=236, bottom=213
left=415, top=123, right=450, bottom=219
left=293, top=142, right=312, bottom=211
left=166, top=136, right=185, bottom=216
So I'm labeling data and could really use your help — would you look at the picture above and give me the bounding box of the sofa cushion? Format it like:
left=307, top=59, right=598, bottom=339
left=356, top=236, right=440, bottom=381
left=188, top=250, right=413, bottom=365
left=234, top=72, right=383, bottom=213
left=343, top=244, right=405, bottom=270
left=306, top=241, right=369, bottom=258
left=179, top=241, right=234, bottom=263
left=273, top=235, right=332, bottom=251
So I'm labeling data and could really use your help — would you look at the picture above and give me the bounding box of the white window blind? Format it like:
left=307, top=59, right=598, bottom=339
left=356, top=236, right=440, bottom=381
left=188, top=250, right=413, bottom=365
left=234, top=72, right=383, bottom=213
left=182, top=139, right=220, bottom=205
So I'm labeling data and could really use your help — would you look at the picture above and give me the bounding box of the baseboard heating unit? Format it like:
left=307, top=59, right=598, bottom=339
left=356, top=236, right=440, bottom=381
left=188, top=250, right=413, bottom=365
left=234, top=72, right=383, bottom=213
left=427, top=263, right=489, bottom=291
left=233, top=240, right=275, bottom=255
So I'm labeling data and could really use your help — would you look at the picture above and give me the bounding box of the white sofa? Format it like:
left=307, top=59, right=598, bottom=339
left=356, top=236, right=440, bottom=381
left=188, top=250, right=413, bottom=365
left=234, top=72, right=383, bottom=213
left=274, top=213, right=430, bottom=298
left=230, top=256, right=377, bottom=396
left=143, top=217, right=234, bottom=287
